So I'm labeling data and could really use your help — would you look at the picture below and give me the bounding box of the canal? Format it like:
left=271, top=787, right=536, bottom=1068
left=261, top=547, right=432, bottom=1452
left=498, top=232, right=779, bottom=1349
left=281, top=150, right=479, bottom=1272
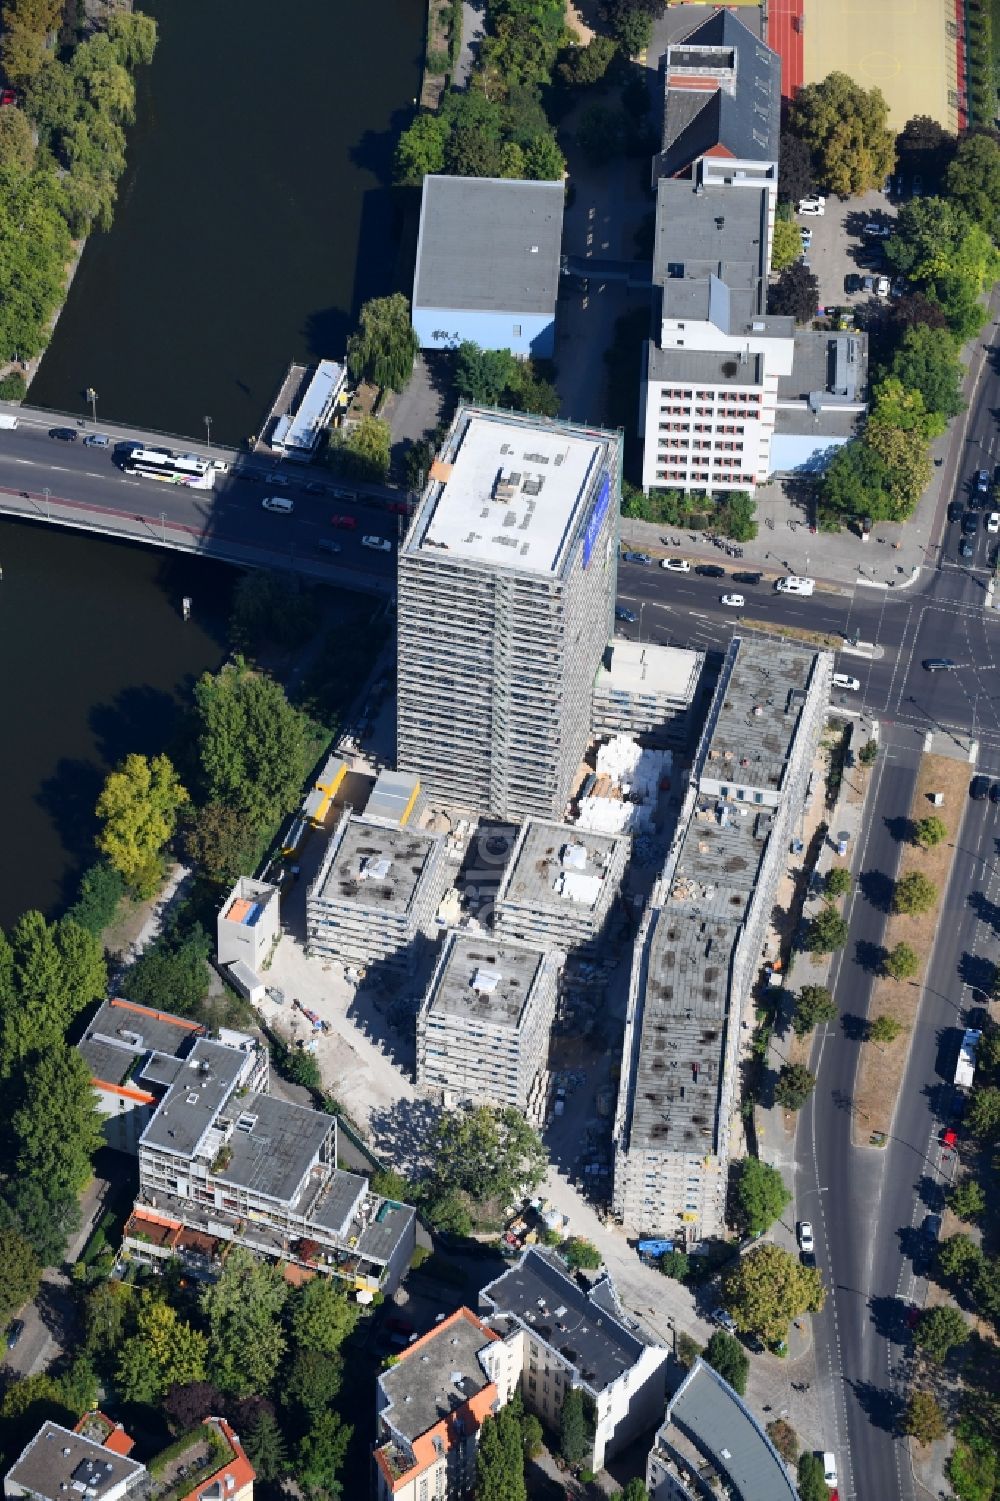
left=0, top=521, right=237, bottom=929
left=27, top=0, right=424, bottom=447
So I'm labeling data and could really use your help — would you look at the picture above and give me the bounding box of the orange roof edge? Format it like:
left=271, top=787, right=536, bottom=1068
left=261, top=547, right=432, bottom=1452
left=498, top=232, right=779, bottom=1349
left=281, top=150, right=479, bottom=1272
left=108, top=997, right=203, bottom=1031
left=177, top=1419, right=255, bottom=1501
left=394, top=1306, right=497, bottom=1365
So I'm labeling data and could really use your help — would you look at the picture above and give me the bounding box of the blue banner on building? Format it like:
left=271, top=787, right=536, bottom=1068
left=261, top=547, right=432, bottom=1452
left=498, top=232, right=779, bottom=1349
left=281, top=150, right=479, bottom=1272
left=582, top=472, right=611, bottom=568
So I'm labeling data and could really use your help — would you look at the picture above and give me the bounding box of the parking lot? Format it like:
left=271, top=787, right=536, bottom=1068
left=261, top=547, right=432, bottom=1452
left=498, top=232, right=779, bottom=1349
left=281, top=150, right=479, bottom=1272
left=792, top=186, right=897, bottom=314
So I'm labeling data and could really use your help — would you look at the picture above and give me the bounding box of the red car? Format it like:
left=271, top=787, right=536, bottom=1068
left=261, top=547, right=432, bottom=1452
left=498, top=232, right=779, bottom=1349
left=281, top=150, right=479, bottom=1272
left=330, top=514, right=357, bottom=530
left=386, top=500, right=410, bottom=516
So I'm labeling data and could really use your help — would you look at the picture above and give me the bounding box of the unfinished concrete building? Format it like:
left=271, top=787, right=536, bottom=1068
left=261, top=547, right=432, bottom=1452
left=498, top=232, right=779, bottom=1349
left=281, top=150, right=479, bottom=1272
left=416, top=931, right=559, bottom=1116
left=613, top=637, right=832, bottom=1242
left=397, top=406, right=622, bottom=821
left=493, top=819, right=630, bottom=952
left=593, top=641, right=705, bottom=747
left=306, top=812, right=447, bottom=968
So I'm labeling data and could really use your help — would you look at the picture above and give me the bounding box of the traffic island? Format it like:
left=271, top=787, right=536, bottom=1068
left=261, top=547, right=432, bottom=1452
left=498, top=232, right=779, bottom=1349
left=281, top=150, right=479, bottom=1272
left=851, top=753, right=971, bottom=1147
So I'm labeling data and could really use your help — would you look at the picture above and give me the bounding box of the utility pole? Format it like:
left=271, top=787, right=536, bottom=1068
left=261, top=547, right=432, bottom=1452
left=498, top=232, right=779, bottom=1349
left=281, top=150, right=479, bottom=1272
left=86, top=387, right=98, bottom=426
left=204, top=415, right=212, bottom=451
left=43, top=486, right=50, bottom=519
left=160, top=511, right=166, bottom=544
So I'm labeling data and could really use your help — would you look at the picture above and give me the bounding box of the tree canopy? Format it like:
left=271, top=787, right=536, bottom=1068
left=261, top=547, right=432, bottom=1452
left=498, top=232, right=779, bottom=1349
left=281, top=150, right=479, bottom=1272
left=475, top=1405, right=527, bottom=1501
left=768, top=262, right=819, bottom=323
left=774, top=1063, right=816, bottom=1112
left=346, top=294, right=419, bottom=393
left=95, top=752, right=188, bottom=897
left=893, top=870, right=938, bottom=915
left=559, top=1387, right=593, bottom=1466
left=117, top=1298, right=208, bottom=1404
left=787, top=72, right=895, bottom=197
left=454, top=341, right=560, bottom=416
left=703, top=1330, right=749, bottom=1395
left=0, top=1227, right=40, bottom=1326
left=194, top=660, right=311, bottom=833
left=914, top=1304, right=969, bottom=1363
left=723, top=1242, right=825, bottom=1345
left=804, top=903, right=849, bottom=954
left=200, top=1247, right=288, bottom=1397
left=11, top=1041, right=104, bottom=1199
left=792, top=985, right=838, bottom=1038
left=431, top=1105, right=546, bottom=1209
left=735, top=1156, right=791, bottom=1235
left=0, top=910, right=106, bottom=1076
left=884, top=942, right=919, bottom=982
left=945, top=132, right=1000, bottom=242
left=771, top=217, right=805, bottom=273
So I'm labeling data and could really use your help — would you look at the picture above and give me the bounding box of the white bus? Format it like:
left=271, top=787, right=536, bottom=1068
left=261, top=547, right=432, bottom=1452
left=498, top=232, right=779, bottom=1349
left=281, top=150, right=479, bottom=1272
left=122, top=446, right=216, bottom=489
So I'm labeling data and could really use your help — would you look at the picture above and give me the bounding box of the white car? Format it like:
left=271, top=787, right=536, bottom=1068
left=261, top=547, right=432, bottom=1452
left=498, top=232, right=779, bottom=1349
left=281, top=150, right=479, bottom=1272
left=832, top=672, right=861, bottom=691
left=797, top=1221, right=815, bottom=1254
left=775, top=575, right=816, bottom=595
left=822, top=1452, right=838, bottom=1487
left=988, top=511, right=1000, bottom=534
left=262, top=496, right=294, bottom=513
left=362, top=535, right=392, bottom=552
left=721, top=593, right=744, bottom=608
left=798, top=196, right=826, bottom=216
left=660, top=557, right=690, bottom=572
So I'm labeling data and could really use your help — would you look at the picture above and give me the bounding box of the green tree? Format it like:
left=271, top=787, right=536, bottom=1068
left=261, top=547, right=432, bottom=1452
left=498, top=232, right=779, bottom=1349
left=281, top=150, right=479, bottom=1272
left=945, top=132, right=1000, bottom=240
left=11, top=1042, right=103, bottom=1197
left=83, top=1280, right=132, bottom=1357
left=520, top=1410, right=543, bottom=1460
left=194, top=660, right=311, bottom=832
left=67, top=861, right=126, bottom=936
left=884, top=942, right=919, bottom=981
left=296, top=1409, right=352, bottom=1501
left=562, top=1237, right=602, bottom=1271
left=703, top=1330, right=748, bottom=1395
left=825, top=867, right=852, bottom=898
left=0, top=1228, right=40, bottom=1325
left=184, top=802, right=258, bottom=886
left=432, top=1104, right=546, bottom=1206
left=291, top=1276, right=359, bottom=1356
left=455, top=341, right=521, bottom=406
left=949, top=1180, right=987, bottom=1222
left=967, top=1084, right=1000, bottom=1140
left=394, top=112, right=449, bottom=184
left=821, top=436, right=884, bottom=523
left=888, top=324, right=965, bottom=425
left=947, top=1428, right=996, bottom=1501
left=858, top=739, right=879, bottom=767
left=243, top=1410, right=289, bottom=1484
left=864, top=419, right=933, bottom=522
left=0, top=1179, right=81, bottom=1268
left=804, top=903, right=849, bottom=954
left=523, top=130, right=565, bottom=180
left=723, top=1242, right=825, bottom=1345
left=126, top=927, right=211, bottom=1018
left=104, top=11, right=159, bottom=69
left=766, top=1418, right=799, bottom=1463
left=793, top=985, right=839, bottom=1038
left=620, top=1482, right=649, bottom=1501
left=283, top=1348, right=344, bottom=1423
left=117, top=1299, right=208, bottom=1403
left=329, top=414, right=392, bottom=482
left=576, top=103, right=626, bottom=166
left=797, top=1452, right=829, bottom=1501
left=0, top=108, right=35, bottom=172
left=556, top=35, right=616, bottom=87
left=901, top=1389, right=947, bottom=1444
left=868, top=1014, right=905, bottom=1046
left=914, top=1304, right=968, bottom=1363
left=475, top=1405, right=527, bottom=1501
left=774, top=1063, right=816, bottom=1112
left=200, top=1246, right=288, bottom=1397
left=717, top=491, right=758, bottom=542
left=559, top=1387, right=592, bottom=1467
left=659, top=1249, right=690, bottom=1281
left=606, top=2, right=651, bottom=58
left=787, top=72, right=895, bottom=196
left=771, top=217, right=805, bottom=273
left=346, top=293, right=419, bottom=392
left=736, top=1156, right=791, bottom=1235
left=370, top=1167, right=412, bottom=1202
left=871, top=376, right=943, bottom=440
left=937, top=1233, right=983, bottom=1285
left=914, top=815, right=948, bottom=849
left=95, top=752, right=188, bottom=897
left=420, top=1185, right=473, bottom=1237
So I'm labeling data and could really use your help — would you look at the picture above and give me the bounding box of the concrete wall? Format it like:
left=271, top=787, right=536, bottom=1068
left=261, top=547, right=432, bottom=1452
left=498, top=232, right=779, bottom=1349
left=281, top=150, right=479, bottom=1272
left=412, top=306, right=554, bottom=358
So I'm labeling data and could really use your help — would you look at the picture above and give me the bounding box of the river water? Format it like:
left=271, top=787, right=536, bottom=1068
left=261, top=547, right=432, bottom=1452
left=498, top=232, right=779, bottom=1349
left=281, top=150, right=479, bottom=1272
left=4, top=0, right=422, bottom=927
left=28, top=0, right=423, bottom=446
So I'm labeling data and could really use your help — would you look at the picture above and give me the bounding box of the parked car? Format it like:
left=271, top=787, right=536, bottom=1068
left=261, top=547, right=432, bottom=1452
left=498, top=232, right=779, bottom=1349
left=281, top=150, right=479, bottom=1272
left=911, top=174, right=923, bottom=196
left=660, top=557, right=691, bottom=572
left=962, top=511, right=979, bottom=535
left=775, top=575, right=815, bottom=595
left=922, top=1212, right=943, bottom=1240
left=264, top=471, right=289, bottom=487
left=732, top=571, right=762, bottom=585
left=622, top=551, right=652, bottom=564
left=798, top=196, right=826, bottom=216
left=262, top=496, right=293, bottom=513
left=330, top=513, right=357, bottom=529
left=987, top=512, right=999, bottom=534
left=797, top=1221, right=815, bottom=1254
left=721, top=593, right=744, bottom=607
left=970, top=776, right=991, bottom=801
left=49, top=426, right=77, bottom=441
left=844, top=273, right=863, bottom=294
left=832, top=673, right=861, bottom=691
left=960, top=537, right=975, bottom=559
left=83, top=433, right=111, bottom=448
left=695, top=564, right=725, bottom=578
left=305, top=481, right=328, bottom=495
left=990, top=783, right=1000, bottom=805
left=615, top=606, right=637, bottom=623
left=947, top=500, right=964, bottom=523
left=5, top=1319, right=24, bottom=1350
left=711, top=1307, right=737, bottom=1333
left=976, top=468, right=991, bottom=494
left=315, top=538, right=342, bottom=555
left=362, top=535, right=392, bottom=552
left=822, top=1452, right=838, bottom=1487
left=864, top=221, right=892, bottom=239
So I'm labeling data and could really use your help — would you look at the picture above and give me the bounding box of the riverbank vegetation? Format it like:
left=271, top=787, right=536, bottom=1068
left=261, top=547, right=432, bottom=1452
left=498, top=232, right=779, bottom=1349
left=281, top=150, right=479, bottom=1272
left=0, top=3, right=156, bottom=364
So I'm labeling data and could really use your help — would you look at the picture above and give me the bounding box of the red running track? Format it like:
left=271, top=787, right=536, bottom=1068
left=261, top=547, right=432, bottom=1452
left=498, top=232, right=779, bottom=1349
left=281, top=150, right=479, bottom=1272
left=767, top=0, right=804, bottom=100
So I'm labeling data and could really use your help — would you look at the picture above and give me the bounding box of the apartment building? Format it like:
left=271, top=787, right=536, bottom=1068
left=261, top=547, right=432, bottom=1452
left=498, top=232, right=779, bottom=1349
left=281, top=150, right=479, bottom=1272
left=4, top=1425, right=146, bottom=1501
left=79, top=997, right=206, bottom=1154
left=613, top=638, right=832, bottom=1242
left=397, top=406, right=622, bottom=821
left=592, top=641, right=705, bottom=748
left=493, top=819, right=630, bottom=952
left=480, top=1248, right=670, bottom=1472
left=373, top=1308, right=519, bottom=1501
left=306, top=811, right=447, bottom=968
left=416, top=931, right=559, bottom=1116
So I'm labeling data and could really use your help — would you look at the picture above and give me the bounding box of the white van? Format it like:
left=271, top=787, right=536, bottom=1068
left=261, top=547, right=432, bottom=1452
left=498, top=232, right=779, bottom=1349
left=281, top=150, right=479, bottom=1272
left=262, top=495, right=294, bottom=513
left=0, top=413, right=18, bottom=430
left=775, top=575, right=815, bottom=596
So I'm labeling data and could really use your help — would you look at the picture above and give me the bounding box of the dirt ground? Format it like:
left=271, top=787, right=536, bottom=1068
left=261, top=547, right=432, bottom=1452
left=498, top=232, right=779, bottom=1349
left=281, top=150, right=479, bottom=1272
left=852, top=753, right=971, bottom=1144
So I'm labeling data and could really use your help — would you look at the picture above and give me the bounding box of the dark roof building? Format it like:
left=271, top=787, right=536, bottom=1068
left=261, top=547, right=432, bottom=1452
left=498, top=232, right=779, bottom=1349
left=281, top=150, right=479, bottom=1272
left=4, top=1423, right=146, bottom=1501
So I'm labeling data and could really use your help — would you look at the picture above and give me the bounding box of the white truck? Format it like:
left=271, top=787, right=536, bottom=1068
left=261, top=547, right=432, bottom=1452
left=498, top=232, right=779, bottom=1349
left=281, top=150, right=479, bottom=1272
left=0, top=413, right=19, bottom=430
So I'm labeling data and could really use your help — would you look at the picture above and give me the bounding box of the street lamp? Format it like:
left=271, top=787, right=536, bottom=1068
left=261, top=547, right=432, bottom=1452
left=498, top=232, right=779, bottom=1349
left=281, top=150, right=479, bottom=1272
left=43, top=486, right=50, bottom=519
left=160, top=511, right=166, bottom=544
left=203, top=415, right=212, bottom=451
left=638, top=601, right=646, bottom=644
left=85, top=387, right=97, bottom=426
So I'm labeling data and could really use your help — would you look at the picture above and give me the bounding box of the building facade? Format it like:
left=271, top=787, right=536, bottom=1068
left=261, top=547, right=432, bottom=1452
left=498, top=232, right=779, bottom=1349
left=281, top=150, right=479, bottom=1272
left=592, top=641, right=705, bottom=748
left=613, top=638, right=832, bottom=1242
left=217, top=877, right=280, bottom=977
left=397, top=407, right=621, bottom=821
left=416, top=931, right=560, bottom=1116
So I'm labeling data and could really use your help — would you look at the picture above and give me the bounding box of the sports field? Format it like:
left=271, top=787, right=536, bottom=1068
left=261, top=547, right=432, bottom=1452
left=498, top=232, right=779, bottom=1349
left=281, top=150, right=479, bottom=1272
left=803, top=0, right=959, bottom=130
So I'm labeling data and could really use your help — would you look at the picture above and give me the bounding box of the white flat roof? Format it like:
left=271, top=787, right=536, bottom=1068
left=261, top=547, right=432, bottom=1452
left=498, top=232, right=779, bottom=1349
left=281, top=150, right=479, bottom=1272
left=282, top=360, right=346, bottom=454
left=415, top=414, right=607, bottom=577
left=597, top=640, right=702, bottom=699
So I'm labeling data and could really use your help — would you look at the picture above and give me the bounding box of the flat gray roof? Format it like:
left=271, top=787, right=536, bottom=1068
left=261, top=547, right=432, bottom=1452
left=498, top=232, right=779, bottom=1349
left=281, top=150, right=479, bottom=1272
left=648, top=344, right=764, bottom=387
left=380, top=1309, right=495, bottom=1441
left=666, top=1360, right=798, bottom=1501
left=80, top=998, right=203, bottom=1086
left=777, top=329, right=868, bottom=404
left=310, top=1167, right=368, bottom=1234
left=654, top=179, right=767, bottom=296
left=413, top=175, right=564, bottom=316
left=481, top=1248, right=647, bottom=1392
left=703, top=636, right=820, bottom=794
left=498, top=820, right=627, bottom=916
left=139, top=1038, right=247, bottom=1158
left=365, top=769, right=421, bottom=826
left=6, top=1423, right=146, bottom=1501
left=405, top=408, right=610, bottom=579
left=357, top=1199, right=417, bottom=1264
left=314, top=814, right=440, bottom=915
left=595, top=641, right=703, bottom=703
left=215, top=1091, right=334, bottom=1205
left=425, top=932, right=547, bottom=1029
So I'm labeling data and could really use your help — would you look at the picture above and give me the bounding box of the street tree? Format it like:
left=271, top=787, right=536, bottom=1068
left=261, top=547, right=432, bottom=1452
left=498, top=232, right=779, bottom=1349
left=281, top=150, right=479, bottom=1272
left=774, top=1063, right=816, bottom=1111
left=766, top=1419, right=799, bottom=1464
left=888, top=324, right=965, bottom=426
left=717, top=491, right=758, bottom=541
left=561, top=1237, right=602, bottom=1271
left=902, top=1389, right=947, bottom=1444
left=346, top=294, right=419, bottom=392
left=804, top=903, right=849, bottom=954
left=937, top=1233, right=983, bottom=1285
left=948, top=1179, right=986, bottom=1222
left=735, top=1156, right=791, bottom=1235
left=328, top=414, right=392, bottom=482
left=868, top=1014, right=905, bottom=1046
left=792, top=985, right=838, bottom=1038
left=200, top=1246, right=288, bottom=1397
left=914, top=815, right=948, bottom=849
left=768, top=262, right=819, bottom=322
left=290, top=1276, right=359, bottom=1356
left=432, top=1104, right=546, bottom=1207
left=945, top=131, right=1000, bottom=241
left=11, top=1042, right=104, bottom=1198
left=559, top=1387, right=592, bottom=1467
left=116, top=1299, right=208, bottom=1403
left=914, top=1304, right=969, bottom=1363
left=723, top=1242, right=825, bottom=1346
left=0, top=1179, right=81, bottom=1268
left=787, top=72, right=895, bottom=196
left=777, top=130, right=815, bottom=204
left=871, top=376, right=944, bottom=440
left=703, top=1330, right=749, bottom=1395
left=864, top=419, right=933, bottom=522
left=967, top=1084, right=1000, bottom=1140
left=858, top=739, right=879, bottom=767
left=283, top=1349, right=344, bottom=1423
left=95, top=752, right=188, bottom=897
left=884, top=942, right=919, bottom=982
left=194, top=660, right=311, bottom=832
left=771, top=217, right=805, bottom=273
left=797, top=1452, right=829, bottom=1501
left=296, top=1409, right=352, bottom=1501
left=825, top=867, right=851, bottom=898
left=475, top=1406, right=527, bottom=1501
left=0, top=1228, right=40, bottom=1326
